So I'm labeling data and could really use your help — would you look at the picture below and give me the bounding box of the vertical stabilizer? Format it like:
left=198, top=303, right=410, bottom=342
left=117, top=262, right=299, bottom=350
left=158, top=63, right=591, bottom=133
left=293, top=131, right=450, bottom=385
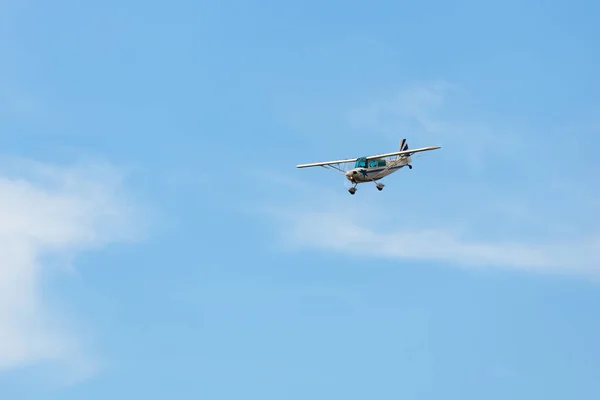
left=397, top=139, right=408, bottom=159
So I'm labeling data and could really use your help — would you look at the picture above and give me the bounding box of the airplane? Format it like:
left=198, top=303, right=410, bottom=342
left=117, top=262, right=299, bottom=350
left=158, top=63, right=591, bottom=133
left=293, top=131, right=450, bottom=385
left=296, top=139, right=441, bottom=195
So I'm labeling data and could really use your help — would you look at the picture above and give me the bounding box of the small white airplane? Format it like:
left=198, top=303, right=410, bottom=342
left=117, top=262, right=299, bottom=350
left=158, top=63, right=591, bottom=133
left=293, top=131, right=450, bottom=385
left=296, top=139, right=441, bottom=194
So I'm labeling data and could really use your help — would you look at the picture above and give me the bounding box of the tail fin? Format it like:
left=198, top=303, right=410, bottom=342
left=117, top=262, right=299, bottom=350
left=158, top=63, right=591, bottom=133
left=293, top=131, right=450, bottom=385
left=397, top=139, right=408, bottom=159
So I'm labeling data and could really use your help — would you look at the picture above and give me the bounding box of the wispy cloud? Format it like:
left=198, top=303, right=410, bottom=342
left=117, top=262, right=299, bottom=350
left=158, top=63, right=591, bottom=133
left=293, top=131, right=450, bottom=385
left=343, top=81, right=526, bottom=166
left=345, top=81, right=456, bottom=135
left=0, top=157, right=145, bottom=382
left=271, top=203, right=599, bottom=278
left=262, top=169, right=600, bottom=278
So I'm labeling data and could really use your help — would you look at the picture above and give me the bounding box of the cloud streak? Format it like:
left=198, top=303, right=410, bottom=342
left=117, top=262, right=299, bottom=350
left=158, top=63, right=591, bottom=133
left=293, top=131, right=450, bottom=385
left=0, top=157, right=143, bottom=380
left=274, top=206, right=599, bottom=278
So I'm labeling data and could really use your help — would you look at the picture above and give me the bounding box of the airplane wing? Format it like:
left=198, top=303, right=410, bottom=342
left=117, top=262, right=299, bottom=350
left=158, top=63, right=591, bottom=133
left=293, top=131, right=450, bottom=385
left=365, top=145, right=441, bottom=160
left=296, top=157, right=357, bottom=168
left=296, top=145, right=441, bottom=168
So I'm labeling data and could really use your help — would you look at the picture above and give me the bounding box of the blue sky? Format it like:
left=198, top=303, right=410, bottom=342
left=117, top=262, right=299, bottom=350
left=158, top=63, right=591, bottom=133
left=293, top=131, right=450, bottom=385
left=1, top=0, right=599, bottom=398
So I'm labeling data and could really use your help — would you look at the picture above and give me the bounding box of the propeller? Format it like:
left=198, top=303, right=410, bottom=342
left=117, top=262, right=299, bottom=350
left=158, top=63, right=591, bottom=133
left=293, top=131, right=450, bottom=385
left=343, top=176, right=354, bottom=189
left=342, top=167, right=354, bottom=189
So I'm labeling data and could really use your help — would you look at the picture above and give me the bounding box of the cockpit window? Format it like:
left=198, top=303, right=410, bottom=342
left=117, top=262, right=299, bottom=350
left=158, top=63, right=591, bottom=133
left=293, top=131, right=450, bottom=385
left=366, top=159, right=386, bottom=168
left=355, top=157, right=367, bottom=168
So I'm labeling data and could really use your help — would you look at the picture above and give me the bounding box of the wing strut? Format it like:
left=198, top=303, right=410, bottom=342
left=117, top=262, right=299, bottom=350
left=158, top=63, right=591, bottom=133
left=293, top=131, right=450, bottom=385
left=321, top=163, right=347, bottom=174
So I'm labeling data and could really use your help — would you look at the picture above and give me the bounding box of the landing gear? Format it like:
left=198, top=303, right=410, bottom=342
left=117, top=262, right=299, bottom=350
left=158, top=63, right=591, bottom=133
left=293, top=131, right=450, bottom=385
left=408, top=164, right=412, bottom=169
left=376, top=182, right=385, bottom=191
left=348, top=187, right=357, bottom=195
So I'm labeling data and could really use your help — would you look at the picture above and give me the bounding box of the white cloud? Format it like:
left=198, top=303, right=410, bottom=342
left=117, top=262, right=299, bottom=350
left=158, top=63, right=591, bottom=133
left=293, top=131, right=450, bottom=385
left=273, top=205, right=599, bottom=279
left=0, top=157, right=143, bottom=380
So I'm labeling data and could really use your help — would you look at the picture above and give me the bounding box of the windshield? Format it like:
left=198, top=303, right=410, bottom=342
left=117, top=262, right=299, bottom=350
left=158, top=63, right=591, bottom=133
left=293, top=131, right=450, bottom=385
left=355, top=158, right=367, bottom=168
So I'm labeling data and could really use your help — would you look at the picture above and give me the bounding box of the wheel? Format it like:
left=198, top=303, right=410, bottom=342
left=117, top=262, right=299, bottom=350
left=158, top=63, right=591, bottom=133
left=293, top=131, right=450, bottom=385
left=348, top=187, right=357, bottom=195
left=408, top=164, right=412, bottom=169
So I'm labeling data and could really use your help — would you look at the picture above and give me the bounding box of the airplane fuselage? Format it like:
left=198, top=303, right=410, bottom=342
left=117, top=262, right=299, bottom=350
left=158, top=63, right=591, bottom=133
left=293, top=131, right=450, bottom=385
left=345, top=156, right=412, bottom=183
